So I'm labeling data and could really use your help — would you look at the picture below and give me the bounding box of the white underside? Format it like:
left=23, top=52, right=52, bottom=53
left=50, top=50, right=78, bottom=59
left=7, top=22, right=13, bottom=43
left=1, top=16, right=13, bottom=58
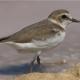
left=4, top=31, right=65, bottom=51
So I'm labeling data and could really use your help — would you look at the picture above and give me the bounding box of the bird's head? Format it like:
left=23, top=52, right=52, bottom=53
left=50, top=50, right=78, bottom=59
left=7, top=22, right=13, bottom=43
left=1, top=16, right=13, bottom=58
left=48, top=9, right=80, bottom=29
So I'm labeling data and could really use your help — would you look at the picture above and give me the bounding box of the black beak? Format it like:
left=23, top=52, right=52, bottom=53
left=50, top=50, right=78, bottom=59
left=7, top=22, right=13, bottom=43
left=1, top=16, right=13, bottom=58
left=70, top=18, right=80, bottom=23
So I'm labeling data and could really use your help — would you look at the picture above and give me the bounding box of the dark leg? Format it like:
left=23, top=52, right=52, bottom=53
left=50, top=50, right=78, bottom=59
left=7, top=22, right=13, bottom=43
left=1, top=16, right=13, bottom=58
left=29, top=51, right=41, bottom=72
left=30, top=56, right=36, bottom=72
left=37, top=56, right=40, bottom=65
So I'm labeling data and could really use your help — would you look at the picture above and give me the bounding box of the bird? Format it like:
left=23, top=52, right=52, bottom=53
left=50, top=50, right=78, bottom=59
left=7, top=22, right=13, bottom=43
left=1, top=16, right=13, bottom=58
left=0, top=9, right=80, bottom=70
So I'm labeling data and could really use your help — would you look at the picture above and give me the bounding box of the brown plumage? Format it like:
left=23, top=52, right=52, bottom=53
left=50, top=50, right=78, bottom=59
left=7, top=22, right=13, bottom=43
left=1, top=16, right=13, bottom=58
left=0, top=19, right=64, bottom=43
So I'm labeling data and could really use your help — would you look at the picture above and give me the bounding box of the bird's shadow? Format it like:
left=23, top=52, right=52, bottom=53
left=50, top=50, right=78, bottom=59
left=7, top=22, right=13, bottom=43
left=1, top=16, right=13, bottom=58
left=0, top=62, right=69, bottom=75
left=0, top=63, right=45, bottom=75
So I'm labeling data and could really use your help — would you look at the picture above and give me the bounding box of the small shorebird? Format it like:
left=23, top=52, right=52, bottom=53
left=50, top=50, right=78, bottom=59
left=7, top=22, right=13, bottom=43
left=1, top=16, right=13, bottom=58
left=0, top=9, right=80, bottom=69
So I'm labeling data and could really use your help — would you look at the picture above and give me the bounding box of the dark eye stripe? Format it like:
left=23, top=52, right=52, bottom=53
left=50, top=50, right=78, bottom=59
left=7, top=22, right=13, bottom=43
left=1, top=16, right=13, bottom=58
left=62, top=15, right=68, bottom=19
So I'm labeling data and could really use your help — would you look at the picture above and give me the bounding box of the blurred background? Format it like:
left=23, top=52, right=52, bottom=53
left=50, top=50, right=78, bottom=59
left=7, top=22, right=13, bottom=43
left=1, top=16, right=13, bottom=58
left=0, top=1, right=79, bottom=75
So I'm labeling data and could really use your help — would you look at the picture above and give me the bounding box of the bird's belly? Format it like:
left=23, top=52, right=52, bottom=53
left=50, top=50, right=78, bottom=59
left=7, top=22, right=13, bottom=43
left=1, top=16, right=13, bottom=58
left=33, top=31, right=65, bottom=48
left=5, top=31, right=65, bottom=50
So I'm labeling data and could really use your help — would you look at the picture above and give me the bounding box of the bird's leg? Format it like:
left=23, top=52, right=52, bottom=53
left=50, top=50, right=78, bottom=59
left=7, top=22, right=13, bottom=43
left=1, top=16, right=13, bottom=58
left=30, top=51, right=41, bottom=72
left=36, top=51, right=41, bottom=65
left=37, top=55, right=40, bottom=65
left=30, top=54, right=37, bottom=72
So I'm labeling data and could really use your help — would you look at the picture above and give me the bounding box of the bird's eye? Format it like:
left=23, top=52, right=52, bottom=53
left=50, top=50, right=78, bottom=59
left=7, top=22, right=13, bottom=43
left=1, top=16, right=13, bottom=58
left=61, top=15, right=68, bottom=19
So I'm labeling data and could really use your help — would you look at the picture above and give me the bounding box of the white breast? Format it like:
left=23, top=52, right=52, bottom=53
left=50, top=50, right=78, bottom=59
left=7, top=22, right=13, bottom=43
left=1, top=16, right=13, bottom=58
left=5, top=31, right=65, bottom=50
left=33, top=31, right=65, bottom=48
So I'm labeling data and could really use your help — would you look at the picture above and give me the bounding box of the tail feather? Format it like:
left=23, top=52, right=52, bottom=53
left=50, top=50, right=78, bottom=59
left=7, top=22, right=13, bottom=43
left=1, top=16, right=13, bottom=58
left=0, top=36, right=10, bottom=42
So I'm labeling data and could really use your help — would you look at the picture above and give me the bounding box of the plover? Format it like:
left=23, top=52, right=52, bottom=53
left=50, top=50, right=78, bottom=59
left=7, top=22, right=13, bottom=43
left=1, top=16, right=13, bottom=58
left=0, top=9, right=80, bottom=69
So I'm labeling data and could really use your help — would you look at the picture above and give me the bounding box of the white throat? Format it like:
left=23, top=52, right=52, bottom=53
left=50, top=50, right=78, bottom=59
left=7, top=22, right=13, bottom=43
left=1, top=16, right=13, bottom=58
left=48, top=18, right=67, bottom=29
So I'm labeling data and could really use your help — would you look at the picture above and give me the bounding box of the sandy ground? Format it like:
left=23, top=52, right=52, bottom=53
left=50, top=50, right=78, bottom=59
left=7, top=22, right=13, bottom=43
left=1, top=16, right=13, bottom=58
left=14, top=64, right=80, bottom=80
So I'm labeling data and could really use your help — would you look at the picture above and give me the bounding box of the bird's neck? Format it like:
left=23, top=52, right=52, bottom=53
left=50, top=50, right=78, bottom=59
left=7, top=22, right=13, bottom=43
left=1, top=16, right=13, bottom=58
left=48, top=18, right=66, bottom=30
